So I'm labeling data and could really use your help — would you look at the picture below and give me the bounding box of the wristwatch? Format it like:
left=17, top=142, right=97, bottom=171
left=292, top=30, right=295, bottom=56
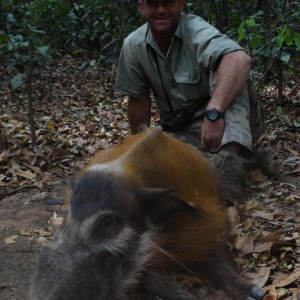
left=205, top=108, right=224, bottom=122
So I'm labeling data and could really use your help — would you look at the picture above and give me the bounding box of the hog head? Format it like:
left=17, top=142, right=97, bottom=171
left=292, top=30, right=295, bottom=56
left=29, top=171, right=202, bottom=300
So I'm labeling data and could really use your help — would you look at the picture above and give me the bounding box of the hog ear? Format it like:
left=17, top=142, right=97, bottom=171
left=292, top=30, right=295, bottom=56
left=136, top=188, right=206, bottom=226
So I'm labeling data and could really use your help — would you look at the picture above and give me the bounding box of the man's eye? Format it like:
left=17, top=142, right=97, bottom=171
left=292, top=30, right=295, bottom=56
left=143, top=0, right=177, bottom=7
left=165, top=0, right=177, bottom=5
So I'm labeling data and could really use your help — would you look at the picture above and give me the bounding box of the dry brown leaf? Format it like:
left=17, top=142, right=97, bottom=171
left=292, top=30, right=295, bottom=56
left=242, top=219, right=253, bottom=232
left=76, top=137, right=85, bottom=147
left=22, top=162, right=44, bottom=175
left=259, top=230, right=282, bottom=243
left=249, top=169, right=268, bottom=183
left=0, top=174, right=12, bottom=186
left=244, top=267, right=271, bottom=288
left=276, top=288, right=289, bottom=298
left=15, top=169, right=36, bottom=180
left=265, top=287, right=278, bottom=300
left=32, top=229, right=52, bottom=237
left=252, top=211, right=274, bottom=221
left=263, top=293, right=277, bottom=300
left=253, top=242, right=273, bottom=253
left=227, top=207, right=240, bottom=225
left=4, top=235, right=18, bottom=244
left=265, top=268, right=300, bottom=291
left=290, top=165, right=300, bottom=174
left=245, top=201, right=262, bottom=211
left=264, top=287, right=289, bottom=300
left=5, top=149, right=21, bottom=158
left=19, top=229, right=32, bottom=236
left=290, top=288, right=300, bottom=300
left=234, top=235, right=254, bottom=253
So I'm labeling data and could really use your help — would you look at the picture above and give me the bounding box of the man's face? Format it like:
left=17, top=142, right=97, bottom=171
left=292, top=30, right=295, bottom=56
left=139, top=0, right=185, bottom=35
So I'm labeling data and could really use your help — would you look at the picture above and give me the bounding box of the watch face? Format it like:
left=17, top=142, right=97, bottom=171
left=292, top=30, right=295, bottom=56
left=208, top=109, right=218, bottom=121
left=205, top=108, right=223, bottom=121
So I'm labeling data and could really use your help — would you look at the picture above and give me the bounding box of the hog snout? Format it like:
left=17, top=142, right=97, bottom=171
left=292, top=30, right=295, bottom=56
left=30, top=245, right=107, bottom=300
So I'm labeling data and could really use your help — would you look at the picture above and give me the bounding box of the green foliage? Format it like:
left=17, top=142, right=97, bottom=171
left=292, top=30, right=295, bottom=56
left=186, top=0, right=300, bottom=92
left=1, top=0, right=299, bottom=87
left=10, top=73, right=26, bottom=91
left=1, top=0, right=141, bottom=57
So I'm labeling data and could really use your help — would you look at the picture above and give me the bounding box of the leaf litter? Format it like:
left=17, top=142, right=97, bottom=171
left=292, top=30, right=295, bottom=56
left=0, top=55, right=299, bottom=299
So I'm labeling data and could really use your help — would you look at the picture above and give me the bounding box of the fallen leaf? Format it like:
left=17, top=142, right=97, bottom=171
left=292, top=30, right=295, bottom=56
left=76, top=137, right=85, bottom=147
left=19, top=230, right=32, bottom=236
left=265, top=268, right=300, bottom=290
left=21, top=162, right=44, bottom=175
left=290, top=288, right=300, bottom=300
left=15, top=169, right=36, bottom=180
left=253, top=242, right=273, bottom=253
left=248, top=169, right=268, bottom=183
left=47, top=122, right=55, bottom=131
left=242, top=219, right=253, bottom=232
left=53, top=217, right=64, bottom=228
left=283, top=142, right=298, bottom=156
left=37, top=237, right=48, bottom=244
left=244, top=267, right=271, bottom=288
left=290, top=165, right=300, bottom=173
left=252, top=211, right=274, bottom=221
left=227, top=207, right=240, bottom=225
left=32, top=229, right=52, bottom=237
left=234, top=235, right=254, bottom=253
left=5, top=235, right=18, bottom=244
left=263, top=293, right=277, bottom=300
left=259, top=230, right=282, bottom=243
left=245, top=201, right=262, bottom=211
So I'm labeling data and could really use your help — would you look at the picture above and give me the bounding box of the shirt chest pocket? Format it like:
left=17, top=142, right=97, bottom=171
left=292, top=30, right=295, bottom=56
left=174, top=71, right=209, bottom=101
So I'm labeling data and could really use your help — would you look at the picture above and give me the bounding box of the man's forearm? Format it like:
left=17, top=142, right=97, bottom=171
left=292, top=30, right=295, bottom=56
left=207, top=51, right=252, bottom=112
left=127, top=95, right=151, bottom=134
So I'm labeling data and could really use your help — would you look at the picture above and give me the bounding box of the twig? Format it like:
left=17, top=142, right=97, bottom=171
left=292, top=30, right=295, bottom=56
left=27, top=37, right=37, bottom=146
left=266, top=0, right=282, bottom=17
left=0, top=184, right=38, bottom=201
left=239, top=0, right=253, bottom=58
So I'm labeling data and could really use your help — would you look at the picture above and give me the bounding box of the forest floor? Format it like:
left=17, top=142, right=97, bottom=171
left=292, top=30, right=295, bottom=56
left=0, top=55, right=299, bottom=300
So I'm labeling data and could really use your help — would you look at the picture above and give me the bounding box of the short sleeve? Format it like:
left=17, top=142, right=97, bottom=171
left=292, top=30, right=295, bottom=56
left=115, top=37, right=151, bottom=96
left=183, top=16, right=245, bottom=71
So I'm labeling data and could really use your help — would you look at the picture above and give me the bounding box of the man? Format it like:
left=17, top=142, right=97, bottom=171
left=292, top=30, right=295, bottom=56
left=115, top=0, right=265, bottom=199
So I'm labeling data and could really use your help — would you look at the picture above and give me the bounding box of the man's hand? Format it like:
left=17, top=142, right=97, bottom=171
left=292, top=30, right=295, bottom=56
left=200, top=118, right=225, bottom=151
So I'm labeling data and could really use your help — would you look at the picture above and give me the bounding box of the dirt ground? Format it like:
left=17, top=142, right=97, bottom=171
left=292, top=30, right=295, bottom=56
left=0, top=179, right=68, bottom=300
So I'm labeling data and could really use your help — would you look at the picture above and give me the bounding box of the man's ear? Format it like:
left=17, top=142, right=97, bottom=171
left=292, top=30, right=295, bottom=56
left=138, top=1, right=145, bottom=16
left=178, top=0, right=186, bottom=11
left=136, top=187, right=206, bottom=226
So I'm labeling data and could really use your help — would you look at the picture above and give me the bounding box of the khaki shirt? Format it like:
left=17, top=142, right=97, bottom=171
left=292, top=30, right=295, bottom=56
left=115, top=13, right=244, bottom=119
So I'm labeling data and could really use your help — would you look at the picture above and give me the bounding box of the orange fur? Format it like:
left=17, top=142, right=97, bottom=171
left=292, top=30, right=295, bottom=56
left=83, top=127, right=228, bottom=267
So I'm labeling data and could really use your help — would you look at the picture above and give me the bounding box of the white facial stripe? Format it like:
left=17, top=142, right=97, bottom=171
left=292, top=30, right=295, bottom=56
left=87, top=160, right=124, bottom=174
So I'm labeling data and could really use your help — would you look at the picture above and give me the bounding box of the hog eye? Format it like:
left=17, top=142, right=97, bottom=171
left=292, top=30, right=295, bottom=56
left=99, top=215, right=114, bottom=228
left=93, top=215, right=122, bottom=238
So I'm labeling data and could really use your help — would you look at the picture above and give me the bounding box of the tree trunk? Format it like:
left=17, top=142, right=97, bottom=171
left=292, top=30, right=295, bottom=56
left=27, top=38, right=37, bottom=147
left=0, top=125, right=7, bottom=152
left=0, top=4, right=7, bottom=33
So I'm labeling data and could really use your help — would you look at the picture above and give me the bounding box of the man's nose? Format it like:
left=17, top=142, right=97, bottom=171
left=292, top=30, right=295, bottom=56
left=156, top=3, right=167, bottom=12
